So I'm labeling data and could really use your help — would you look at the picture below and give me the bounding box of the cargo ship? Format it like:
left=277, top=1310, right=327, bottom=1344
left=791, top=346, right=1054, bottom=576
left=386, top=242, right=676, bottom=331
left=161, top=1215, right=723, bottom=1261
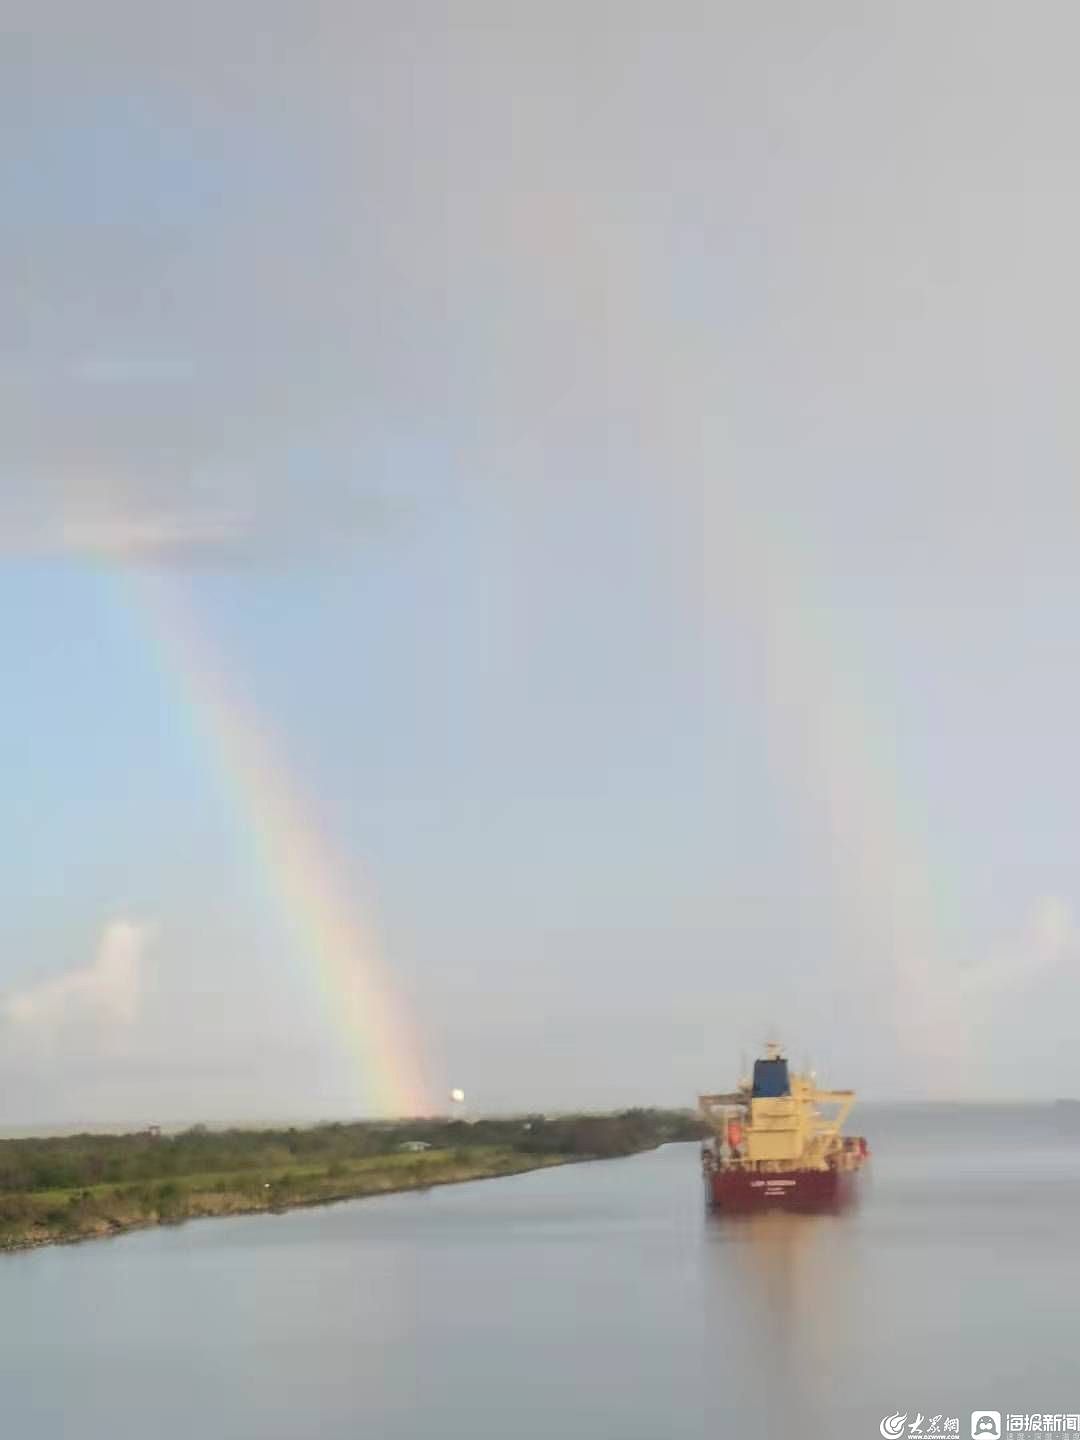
left=699, top=1043, right=869, bottom=1213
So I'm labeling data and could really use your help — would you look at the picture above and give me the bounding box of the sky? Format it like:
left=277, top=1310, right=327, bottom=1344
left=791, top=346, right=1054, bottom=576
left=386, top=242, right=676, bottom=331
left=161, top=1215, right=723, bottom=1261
left=1, top=2, right=1079, bottom=1123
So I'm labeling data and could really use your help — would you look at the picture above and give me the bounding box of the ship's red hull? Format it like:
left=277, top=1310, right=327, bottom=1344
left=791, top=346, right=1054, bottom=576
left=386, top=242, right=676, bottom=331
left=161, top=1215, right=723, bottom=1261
left=706, top=1167, right=858, bottom=1214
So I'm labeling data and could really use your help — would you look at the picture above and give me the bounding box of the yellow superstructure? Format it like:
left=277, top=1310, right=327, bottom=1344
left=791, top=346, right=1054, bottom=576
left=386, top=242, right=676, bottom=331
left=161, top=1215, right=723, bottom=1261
left=699, top=1042, right=864, bottom=1174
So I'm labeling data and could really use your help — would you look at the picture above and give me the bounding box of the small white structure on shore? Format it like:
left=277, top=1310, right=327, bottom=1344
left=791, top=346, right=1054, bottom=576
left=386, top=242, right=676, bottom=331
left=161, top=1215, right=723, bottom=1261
left=398, top=1140, right=432, bottom=1153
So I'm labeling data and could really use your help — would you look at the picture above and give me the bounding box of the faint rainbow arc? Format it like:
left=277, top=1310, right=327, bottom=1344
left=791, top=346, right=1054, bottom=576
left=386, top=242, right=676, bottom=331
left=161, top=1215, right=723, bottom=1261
left=507, top=195, right=960, bottom=1084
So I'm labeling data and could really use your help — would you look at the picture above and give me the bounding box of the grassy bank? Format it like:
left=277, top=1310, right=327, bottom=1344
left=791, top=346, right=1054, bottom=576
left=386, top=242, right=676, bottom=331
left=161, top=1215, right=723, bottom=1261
left=0, top=1109, right=705, bottom=1251
left=0, top=1146, right=572, bottom=1250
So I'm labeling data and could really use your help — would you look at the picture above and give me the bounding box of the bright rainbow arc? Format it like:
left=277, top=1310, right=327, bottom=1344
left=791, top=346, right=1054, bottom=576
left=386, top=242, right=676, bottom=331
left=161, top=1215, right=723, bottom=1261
left=119, top=570, right=430, bottom=1119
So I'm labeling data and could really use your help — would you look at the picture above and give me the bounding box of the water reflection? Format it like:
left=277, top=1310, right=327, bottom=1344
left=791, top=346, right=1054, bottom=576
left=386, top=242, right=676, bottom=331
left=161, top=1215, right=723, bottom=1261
left=703, top=1208, right=862, bottom=1433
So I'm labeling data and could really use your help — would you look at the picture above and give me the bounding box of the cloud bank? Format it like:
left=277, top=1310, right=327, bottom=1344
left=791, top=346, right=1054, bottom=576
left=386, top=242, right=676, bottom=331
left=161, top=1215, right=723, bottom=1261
left=947, top=896, right=1077, bottom=1012
left=3, top=920, right=150, bottom=1036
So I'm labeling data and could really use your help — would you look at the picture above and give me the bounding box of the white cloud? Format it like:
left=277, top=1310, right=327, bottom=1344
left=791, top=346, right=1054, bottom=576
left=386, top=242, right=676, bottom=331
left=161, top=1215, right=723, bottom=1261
left=1031, top=895, right=1075, bottom=959
left=4, top=920, right=151, bottom=1033
left=0, top=481, right=392, bottom=568
left=57, top=509, right=243, bottom=561
left=953, top=896, right=1076, bottom=1005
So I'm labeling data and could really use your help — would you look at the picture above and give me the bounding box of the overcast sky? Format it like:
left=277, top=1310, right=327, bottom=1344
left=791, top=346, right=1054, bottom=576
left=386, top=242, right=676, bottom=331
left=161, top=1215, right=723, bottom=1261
left=1, top=2, right=1079, bottom=1124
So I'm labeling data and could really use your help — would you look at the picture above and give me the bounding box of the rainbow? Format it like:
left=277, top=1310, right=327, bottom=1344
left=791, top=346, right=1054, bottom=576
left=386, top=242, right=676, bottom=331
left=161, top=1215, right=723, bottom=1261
left=115, top=570, right=431, bottom=1118
left=57, top=197, right=966, bottom=1103
left=510, top=197, right=963, bottom=1088
left=714, top=510, right=960, bottom=1083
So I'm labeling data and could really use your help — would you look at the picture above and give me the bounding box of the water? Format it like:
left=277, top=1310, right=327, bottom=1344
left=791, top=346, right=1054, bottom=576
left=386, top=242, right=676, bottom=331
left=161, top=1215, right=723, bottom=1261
left=1, top=1106, right=1078, bottom=1439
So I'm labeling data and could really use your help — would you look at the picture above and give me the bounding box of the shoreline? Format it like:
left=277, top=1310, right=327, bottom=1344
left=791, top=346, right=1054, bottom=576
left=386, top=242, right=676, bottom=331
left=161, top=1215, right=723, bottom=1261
left=0, top=1148, right=586, bottom=1256
left=0, top=1109, right=704, bottom=1257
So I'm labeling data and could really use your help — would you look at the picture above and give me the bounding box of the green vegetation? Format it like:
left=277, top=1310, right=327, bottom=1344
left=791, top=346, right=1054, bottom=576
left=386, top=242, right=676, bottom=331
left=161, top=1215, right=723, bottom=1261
left=0, top=1108, right=705, bottom=1251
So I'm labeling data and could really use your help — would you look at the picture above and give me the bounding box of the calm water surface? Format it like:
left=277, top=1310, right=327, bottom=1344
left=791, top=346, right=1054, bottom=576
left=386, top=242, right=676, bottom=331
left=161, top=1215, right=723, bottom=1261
left=2, top=1106, right=1079, bottom=1439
